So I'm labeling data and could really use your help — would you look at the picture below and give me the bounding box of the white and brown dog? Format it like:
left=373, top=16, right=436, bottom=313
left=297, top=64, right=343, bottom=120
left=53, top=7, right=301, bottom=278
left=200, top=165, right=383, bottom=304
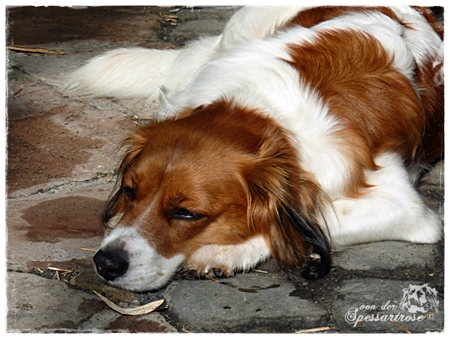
left=67, top=6, right=444, bottom=291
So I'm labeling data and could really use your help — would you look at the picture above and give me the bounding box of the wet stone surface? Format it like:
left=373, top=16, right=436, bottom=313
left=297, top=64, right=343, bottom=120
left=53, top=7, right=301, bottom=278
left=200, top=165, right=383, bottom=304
left=21, top=196, right=105, bottom=243
left=5, top=6, right=445, bottom=333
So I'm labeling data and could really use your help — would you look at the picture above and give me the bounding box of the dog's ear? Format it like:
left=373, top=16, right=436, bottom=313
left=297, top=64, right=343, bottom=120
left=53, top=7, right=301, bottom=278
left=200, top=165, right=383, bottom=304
left=102, top=127, right=150, bottom=229
left=102, top=188, right=124, bottom=229
left=244, top=126, right=331, bottom=279
left=272, top=191, right=331, bottom=280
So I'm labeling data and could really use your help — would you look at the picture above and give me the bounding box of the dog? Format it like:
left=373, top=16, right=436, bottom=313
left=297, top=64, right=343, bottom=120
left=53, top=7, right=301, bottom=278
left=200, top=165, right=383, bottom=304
left=67, top=6, right=444, bottom=292
left=400, top=284, right=439, bottom=314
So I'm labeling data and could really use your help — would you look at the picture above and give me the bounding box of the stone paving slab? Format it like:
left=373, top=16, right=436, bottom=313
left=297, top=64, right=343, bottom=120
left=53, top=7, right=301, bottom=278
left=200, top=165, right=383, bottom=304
left=165, top=271, right=329, bottom=333
left=333, top=241, right=438, bottom=272
left=332, top=279, right=444, bottom=333
left=6, top=184, right=110, bottom=271
left=5, top=6, right=445, bottom=334
left=7, top=62, right=137, bottom=198
left=7, top=272, right=177, bottom=333
left=7, top=272, right=101, bottom=332
left=6, top=6, right=167, bottom=52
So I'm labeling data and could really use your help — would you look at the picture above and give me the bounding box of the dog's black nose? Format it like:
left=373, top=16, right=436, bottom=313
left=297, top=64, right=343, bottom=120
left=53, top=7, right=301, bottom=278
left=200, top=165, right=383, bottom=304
left=94, top=249, right=129, bottom=281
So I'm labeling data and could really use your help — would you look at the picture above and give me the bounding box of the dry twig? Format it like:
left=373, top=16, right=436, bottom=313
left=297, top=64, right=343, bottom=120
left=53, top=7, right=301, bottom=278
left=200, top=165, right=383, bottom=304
left=160, top=13, right=179, bottom=26
left=80, top=247, right=97, bottom=252
left=7, top=45, right=65, bottom=55
left=13, top=89, right=42, bottom=98
left=295, top=326, right=331, bottom=333
left=47, top=266, right=73, bottom=273
left=389, top=321, right=412, bottom=333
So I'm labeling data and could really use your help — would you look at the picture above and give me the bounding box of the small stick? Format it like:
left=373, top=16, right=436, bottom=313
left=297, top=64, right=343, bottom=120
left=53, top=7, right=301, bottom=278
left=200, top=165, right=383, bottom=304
left=131, top=114, right=152, bottom=121
left=13, top=88, right=23, bottom=96
left=80, top=247, right=97, bottom=252
left=389, top=321, right=412, bottom=334
left=296, top=326, right=331, bottom=333
left=7, top=45, right=65, bottom=55
left=13, top=89, right=42, bottom=98
left=47, top=267, right=72, bottom=273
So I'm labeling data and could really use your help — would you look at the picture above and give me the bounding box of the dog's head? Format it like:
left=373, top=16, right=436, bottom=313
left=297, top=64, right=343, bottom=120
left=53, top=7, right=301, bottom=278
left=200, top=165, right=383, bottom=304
left=94, top=101, right=330, bottom=291
left=400, top=284, right=439, bottom=314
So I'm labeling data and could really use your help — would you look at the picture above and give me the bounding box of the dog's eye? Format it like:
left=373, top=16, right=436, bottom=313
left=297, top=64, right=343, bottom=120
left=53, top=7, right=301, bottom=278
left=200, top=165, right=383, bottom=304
left=171, top=208, right=204, bottom=221
left=123, top=186, right=135, bottom=200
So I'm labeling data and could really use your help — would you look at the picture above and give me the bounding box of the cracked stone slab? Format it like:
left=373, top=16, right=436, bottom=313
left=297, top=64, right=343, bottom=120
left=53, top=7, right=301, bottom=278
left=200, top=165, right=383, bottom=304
left=332, top=241, right=439, bottom=271
left=78, top=309, right=177, bottom=333
left=6, top=75, right=137, bottom=198
left=331, top=279, right=444, bottom=333
left=165, top=7, right=238, bottom=44
left=164, top=271, right=329, bottom=333
left=7, top=272, right=176, bottom=333
left=7, top=272, right=103, bottom=332
left=6, top=6, right=165, bottom=52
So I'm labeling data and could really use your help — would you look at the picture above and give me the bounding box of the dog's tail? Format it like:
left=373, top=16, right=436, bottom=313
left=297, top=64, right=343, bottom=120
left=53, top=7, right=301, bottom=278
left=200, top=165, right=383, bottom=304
left=64, top=7, right=305, bottom=102
left=65, top=35, right=222, bottom=102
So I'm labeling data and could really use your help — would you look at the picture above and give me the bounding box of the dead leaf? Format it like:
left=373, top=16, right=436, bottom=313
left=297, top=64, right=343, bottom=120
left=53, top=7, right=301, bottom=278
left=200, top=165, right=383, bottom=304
left=92, top=290, right=164, bottom=316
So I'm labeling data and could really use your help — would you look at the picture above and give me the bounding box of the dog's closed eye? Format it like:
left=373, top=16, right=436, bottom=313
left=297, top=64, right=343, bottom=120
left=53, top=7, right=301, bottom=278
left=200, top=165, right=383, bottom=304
left=170, top=208, right=205, bottom=221
left=123, top=186, right=135, bottom=200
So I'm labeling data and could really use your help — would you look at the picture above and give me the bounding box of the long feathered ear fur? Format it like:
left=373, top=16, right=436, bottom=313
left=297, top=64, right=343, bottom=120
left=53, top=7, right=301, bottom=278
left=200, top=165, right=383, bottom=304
left=245, top=123, right=331, bottom=279
left=101, top=126, right=152, bottom=229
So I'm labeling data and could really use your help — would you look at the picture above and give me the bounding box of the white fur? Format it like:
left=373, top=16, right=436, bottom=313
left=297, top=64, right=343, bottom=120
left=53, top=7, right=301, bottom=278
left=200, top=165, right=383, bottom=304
left=188, top=236, right=272, bottom=275
left=100, top=227, right=185, bottom=291
left=389, top=6, right=444, bottom=72
left=327, top=153, right=442, bottom=247
left=66, top=35, right=221, bottom=102
left=219, top=6, right=305, bottom=49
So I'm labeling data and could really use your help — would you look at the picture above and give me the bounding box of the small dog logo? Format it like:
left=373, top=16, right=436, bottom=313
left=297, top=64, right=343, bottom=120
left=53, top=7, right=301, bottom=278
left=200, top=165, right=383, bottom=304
left=399, top=284, right=439, bottom=314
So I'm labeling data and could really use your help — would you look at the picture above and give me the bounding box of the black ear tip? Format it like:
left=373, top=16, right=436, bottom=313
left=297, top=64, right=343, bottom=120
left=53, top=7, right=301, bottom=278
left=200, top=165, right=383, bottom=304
left=301, top=254, right=331, bottom=280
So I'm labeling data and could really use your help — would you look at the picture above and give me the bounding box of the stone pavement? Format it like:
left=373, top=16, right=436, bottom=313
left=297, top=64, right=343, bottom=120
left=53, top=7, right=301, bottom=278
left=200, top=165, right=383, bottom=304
left=5, top=6, right=445, bottom=333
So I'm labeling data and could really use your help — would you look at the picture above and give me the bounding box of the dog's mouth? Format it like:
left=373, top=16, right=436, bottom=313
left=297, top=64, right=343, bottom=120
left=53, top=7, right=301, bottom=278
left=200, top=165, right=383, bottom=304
left=92, top=227, right=186, bottom=292
left=92, top=256, right=203, bottom=292
left=92, top=251, right=185, bottom=292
